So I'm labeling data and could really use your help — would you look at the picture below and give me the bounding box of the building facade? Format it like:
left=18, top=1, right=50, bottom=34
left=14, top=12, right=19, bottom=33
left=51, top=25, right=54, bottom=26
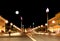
left=48, top=12, right=60, bottom=33
left=0, top=16, right=8, bottom=33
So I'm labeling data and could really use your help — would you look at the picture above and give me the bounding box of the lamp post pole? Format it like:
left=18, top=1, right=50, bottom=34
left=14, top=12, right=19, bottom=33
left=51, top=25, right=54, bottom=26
left=21, top=16, right=23, bottom=29
left=46, top=8, right=49, bottom=32
left=15, top=11, right=24, bottom=34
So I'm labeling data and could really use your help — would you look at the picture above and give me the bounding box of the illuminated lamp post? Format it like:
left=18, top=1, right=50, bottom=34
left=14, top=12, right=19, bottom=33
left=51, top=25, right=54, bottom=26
left=15, top=10, right=23, bottom=29
left=46, top=8, right=49, bottom=32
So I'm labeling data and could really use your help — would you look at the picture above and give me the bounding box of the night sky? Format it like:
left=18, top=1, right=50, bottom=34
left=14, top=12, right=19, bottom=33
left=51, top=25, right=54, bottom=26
left=0, top=0, right=60, bottom=28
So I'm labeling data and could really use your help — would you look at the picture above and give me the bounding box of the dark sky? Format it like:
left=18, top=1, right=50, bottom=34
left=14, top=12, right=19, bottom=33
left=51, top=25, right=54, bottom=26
left=0, top=0, right=60, bottom=28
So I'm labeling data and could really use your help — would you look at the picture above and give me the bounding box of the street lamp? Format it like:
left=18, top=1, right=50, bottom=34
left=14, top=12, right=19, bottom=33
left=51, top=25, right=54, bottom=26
left=46, top=8, right=49, bottom=32
left=20, top=16, right=23, bottom=29
left=15, top=11, right=19, bottom=15
left=33, top=22, right=35, bottom=28
left=10, top=23, right=13, bottom=30
left=15, top=10, right=23, bottom=29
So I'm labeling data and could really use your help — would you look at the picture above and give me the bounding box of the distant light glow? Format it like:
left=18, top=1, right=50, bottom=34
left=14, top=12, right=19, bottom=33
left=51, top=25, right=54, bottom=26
left=25, top=29, right=27, bottom=32
left=41, top=25, right=43, bottom=27
left=45, top=23, right=48, bottom=26
left=15, top=11, right=19, bottom=14
left=30, top=25, right=31, bottom=27
left=38, top=26, right=40, bottom=28
left=52, top=20, right=55, bottom=23
left=10, top=23, right=13, bottom=26
left=5, top=20, right=8, bottom=24
left=48, top=27, right=54, bottom=32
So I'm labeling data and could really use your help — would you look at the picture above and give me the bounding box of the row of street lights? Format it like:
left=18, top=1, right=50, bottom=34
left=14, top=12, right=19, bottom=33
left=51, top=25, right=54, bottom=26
left=14, top=8, right=49, bottom=33
left=15, top=7, right=49, bottom=28
left=15, top=10, right=35, bottom=29
left=6, top=8, right=60, bottom=34
left=15, top=8, right=49, bottom=30
left=5, top=8, right=49, bottom=33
